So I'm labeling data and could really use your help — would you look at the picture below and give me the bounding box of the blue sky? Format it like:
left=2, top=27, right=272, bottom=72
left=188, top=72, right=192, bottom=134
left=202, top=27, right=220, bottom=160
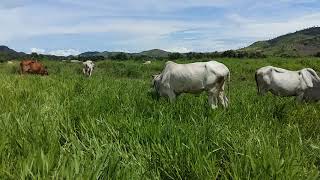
left=0, top=0, right=319, bottom=55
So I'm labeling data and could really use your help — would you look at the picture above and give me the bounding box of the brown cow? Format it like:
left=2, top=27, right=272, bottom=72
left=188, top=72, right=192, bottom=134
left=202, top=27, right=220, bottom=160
left=20, top=60, right=48, bottom=75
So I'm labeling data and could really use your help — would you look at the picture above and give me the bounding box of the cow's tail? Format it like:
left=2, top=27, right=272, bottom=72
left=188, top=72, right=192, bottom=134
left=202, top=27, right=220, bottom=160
left=255, top=71, right=259, bottom=94
left=227, top=71, right=231, bottom=104
left=306, top=68, right=320, bottom=82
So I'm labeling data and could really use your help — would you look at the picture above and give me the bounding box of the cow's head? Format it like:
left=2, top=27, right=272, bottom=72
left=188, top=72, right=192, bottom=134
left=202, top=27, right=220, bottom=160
left=149, top=74, right=162, bottom=99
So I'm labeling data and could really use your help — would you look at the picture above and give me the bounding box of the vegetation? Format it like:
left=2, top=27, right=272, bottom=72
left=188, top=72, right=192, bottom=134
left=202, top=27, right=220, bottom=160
left=77, top=48, right=267, bottom=61
left=243, top=27, right=320, bottom=57
left=139, top=49, right=170, bottom=58
left=0, top=46, right=26, bottom=63
left=0, top=57, right=319, bottom=179
left=2, top=27, right=320, bottom=63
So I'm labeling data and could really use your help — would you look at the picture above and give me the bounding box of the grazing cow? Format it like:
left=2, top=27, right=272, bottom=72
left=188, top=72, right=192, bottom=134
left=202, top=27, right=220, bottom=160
left=143, top=61, right=151, bottom=65
left=152, top=61, right=230, bottom=109
left=70, top=60, right=81, bottom=63
left=20, top=60, right=48, bottom=75
left=255, top=66, right=320, bottom=101
left=83, top=60, right=95, bottom=77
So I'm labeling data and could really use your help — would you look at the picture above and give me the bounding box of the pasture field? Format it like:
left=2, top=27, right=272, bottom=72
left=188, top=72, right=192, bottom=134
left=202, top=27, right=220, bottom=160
left=0, top=57, right=319, bottom=179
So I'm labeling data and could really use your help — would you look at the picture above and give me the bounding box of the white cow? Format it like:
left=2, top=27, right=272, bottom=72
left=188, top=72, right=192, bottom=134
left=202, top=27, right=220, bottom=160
left=152, top=61, right=230, bottom=109
left=255, top=66, right=320, bottom=101
left=143, top=61, right=151, bottom=65
left=83, top=60, right=95, bottom=77
left=71, top=60, right=81, bottom=63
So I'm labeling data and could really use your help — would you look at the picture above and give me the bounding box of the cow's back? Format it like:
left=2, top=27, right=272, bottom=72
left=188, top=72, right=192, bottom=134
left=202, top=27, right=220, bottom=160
left=205, top=61, right=229, bottom=77
left=161, top=61, right=228, bottom=93
left=20, top=60, right=34, bottom=67
left=29, top=62, right=42, bottom=72
left=83, top=61, right=94, bottom=68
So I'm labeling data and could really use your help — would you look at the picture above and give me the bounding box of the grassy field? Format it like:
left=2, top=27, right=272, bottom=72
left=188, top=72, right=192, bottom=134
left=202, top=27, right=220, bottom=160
left=0, top=57, right=319, bottom=179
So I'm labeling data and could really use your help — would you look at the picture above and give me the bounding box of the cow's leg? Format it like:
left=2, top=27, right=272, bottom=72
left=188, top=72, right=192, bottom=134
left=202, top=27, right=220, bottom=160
left=164, top=89, right=177, bottom=103
left=89, top=69, right=92, bottom=77
left=166, top=90, right=176, bottom=103
left=296, top=92, right=305, bottom=102
left=208, top=92, right=218, bottom=109
left=208, top=87, right=219, bottom=109
left=219, top=91, right=228, bottom=108
left=83, top=68, right=86, bottom=75
left=218, top=83, right=229, bottom=108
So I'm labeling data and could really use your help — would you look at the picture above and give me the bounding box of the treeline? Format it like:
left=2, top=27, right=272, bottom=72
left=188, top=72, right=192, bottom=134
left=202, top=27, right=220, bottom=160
left=0, top=53, right=18, bottom=62
left=2, top=50, right=320, bottom=62
left=183, top=50, right=267, bottom=59
left=75, top=50, right=320, bottom=61
left=75, top=50, right=268, bottom=61
left=0, top=52, right=67, bottom=62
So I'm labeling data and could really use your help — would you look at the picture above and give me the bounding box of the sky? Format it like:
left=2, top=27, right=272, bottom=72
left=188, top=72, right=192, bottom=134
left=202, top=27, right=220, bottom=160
left=0, top=0, right=319, bottom=56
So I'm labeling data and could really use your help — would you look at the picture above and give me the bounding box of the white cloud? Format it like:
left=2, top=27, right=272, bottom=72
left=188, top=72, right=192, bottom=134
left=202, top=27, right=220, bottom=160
left=0, top=0, right=319, bottom=52
left=165, top=47, right=192, bottom=53
left=48, top=49, right=80, bottom=56
left=225, top=12, right=320, bottom=40
left=30, top=48, right=80, bottom=56
left=58, top=0, right=236, bottom=13
left=31, top=48, right=46, bottom=54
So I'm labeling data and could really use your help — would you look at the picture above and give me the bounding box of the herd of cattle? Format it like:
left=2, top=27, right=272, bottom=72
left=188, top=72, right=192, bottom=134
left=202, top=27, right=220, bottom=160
left=17, top=59, right=320, bottom=109
left=19, top=59, right=95, bottom=77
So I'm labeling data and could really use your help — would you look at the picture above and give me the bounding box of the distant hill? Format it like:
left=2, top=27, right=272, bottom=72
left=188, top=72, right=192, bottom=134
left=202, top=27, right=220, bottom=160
left=0, top=45, right=25, bottom=56
left=0, top=45, right=25, bottom=60
left=79, top=51, right=126, bottom=58
left=242, top=27, right=320, bottom=56
left=79, top=51, right=100, bottom=57
left=0, top=46, right=17, bottom=54
left=79, top=49, right=171, bottom=58
left=99, top=51, right=126, bottom=58
left=138, top=49, right=170, bottom=58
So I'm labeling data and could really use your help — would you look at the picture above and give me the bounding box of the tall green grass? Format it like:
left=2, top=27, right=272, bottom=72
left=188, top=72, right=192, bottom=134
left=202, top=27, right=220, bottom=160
left=0, top=58, right=319, bottom=179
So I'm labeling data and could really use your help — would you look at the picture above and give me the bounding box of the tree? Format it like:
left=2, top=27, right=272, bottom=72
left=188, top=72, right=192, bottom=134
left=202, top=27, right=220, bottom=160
left=221, top=50, right=236, bottom=58
left=31, top=52, right=39, bottom=59
left=168, top=53, right=183, bottom=60
left=110, top=53, right=128, bottom=61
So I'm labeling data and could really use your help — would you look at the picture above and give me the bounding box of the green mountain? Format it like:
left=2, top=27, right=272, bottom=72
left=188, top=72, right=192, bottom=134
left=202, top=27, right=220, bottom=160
left=0, top=45, right=26, bottom=60
left=79, top=51, right=100, bottom=57
left=0, top=46, right=18, bottom=54
left=138, top=49, right=170, bottom=57
left=79, top=49, right=170, bottom=58
left=100, top=51, right=126, bottom=58
left=243, top=27, right=320, bottom=56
